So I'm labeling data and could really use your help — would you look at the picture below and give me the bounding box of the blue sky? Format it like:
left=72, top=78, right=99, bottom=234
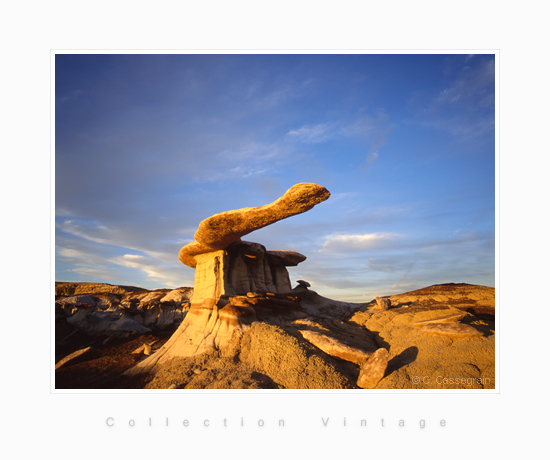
left=55, top=53, right=495, bottom=302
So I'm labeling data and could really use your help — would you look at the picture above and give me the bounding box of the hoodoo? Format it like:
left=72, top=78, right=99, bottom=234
left=126, top=183, right=330, bottom=375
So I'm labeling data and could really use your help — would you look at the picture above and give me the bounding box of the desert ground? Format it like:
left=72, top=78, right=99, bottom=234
left=55, top=281, right=495, bottom=390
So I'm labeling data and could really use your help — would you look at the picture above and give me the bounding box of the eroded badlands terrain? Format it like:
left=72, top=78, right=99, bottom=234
left=55, top=281, right=495, bottom=390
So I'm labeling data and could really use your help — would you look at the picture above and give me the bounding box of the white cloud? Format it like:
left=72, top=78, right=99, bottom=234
left=57, top=219, right=114, bottom=245
left=111, top=254, right=184, bottom=287
left=320, top=232, right=399, bottom=252
left=57, top=217, right=184, bottom=266
left=287, top=123, right=334, bottom=143
left=120, top=254, right=146, bottom=261
left=71, top=266, right=115, bottom=279
left=229, top=166, right=269, bottom=178
left=57, top=248, right=85, bottom=259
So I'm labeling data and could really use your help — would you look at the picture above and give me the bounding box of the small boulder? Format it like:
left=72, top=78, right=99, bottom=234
left=357, top=348, right=389, bottom=389
left=375, top=296, right=391, bottom=310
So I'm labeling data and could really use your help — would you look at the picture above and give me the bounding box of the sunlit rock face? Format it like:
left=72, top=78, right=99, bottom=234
left=126, top=183, right=330, bottom=375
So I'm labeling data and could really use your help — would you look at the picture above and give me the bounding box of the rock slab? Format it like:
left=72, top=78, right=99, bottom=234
left=414, top=311, right=467, bottom=326
left=421, top=323, right=483, bottom=338
left=299, top=330, right=372, bottom=364
left=357, top=348, right=389, bottom=389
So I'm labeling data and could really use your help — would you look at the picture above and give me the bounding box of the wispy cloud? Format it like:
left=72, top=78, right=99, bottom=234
left=218, top=142, right=287, bottom=162
left=360, top=151, right=379, bottom=174
left=57, top=217, right=189, bottom=264
left=414, top=116, right=494, bottom=139
left=412, top=56, right=495, bottom=140
left=57, top=248, right=86, bottom=259
left=367, top=257, right=394, bottom=273
left=70, top=266, right=116, bottom=280
left=56, top=217, right=195, bottom=288
left=58, top=219, right=114, bottom=245
left=366, top=152, right=379, bottom=165
left=342, top=110, right=393, bottom=153
left=286, top=109, right=394, bottom=155
left=286, top=122, right=336, bottom=143
left=437, top=58, right=494, bottom=107
left=111, top=254, right=184, bottom=288
left=320, top=232, right=399, bottom=252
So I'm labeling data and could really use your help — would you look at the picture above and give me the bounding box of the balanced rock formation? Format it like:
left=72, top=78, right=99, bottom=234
left=127, top=183, right=330, bottom=375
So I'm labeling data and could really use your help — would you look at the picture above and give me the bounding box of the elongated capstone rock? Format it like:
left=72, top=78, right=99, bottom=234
left=179, top=183, right=330, bottom=268
left=126, top=183, right=330, bottom=375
